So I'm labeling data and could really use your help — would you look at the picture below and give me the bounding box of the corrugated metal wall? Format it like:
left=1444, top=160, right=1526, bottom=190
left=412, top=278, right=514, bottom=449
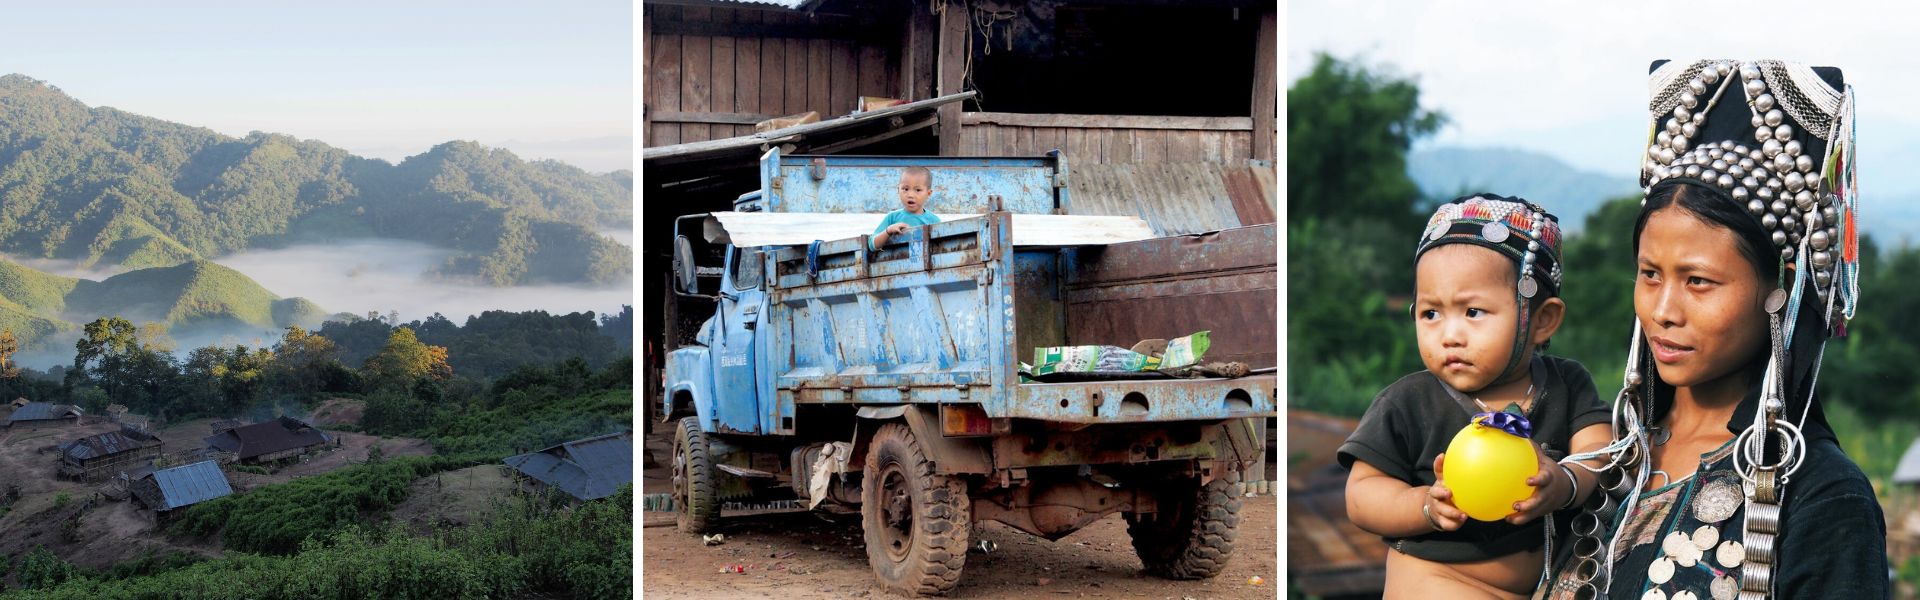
left=1068, top=162, right=1275, bottom=236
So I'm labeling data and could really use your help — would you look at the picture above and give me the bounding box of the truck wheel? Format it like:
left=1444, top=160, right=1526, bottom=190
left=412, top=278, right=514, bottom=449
left=673, top=416, right=721, bottom=533
left=861, top=423, right=969, bottom=596
left=1124, top=477, right=1239, bottom=579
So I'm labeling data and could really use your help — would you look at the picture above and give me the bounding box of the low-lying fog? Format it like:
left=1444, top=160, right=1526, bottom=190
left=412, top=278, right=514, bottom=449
left=217, top=238, right=633, bottom=325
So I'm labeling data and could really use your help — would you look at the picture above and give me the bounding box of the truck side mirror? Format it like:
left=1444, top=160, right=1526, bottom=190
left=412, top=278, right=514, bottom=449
left=673, top=235, right=697, bottom=293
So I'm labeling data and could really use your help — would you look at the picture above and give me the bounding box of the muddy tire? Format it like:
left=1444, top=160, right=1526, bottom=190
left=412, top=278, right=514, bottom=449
left=673, top=416, right=721, bottom=533
left=861, top=423, right=970, bottom=596
left=1124, top=477, right=1240, bottom=579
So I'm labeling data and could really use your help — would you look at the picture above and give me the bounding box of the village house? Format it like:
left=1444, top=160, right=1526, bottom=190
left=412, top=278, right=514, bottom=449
left=4, top=401, right=83, bottom=431
left=202, top=416, right=332, bottom=464
left=57, top=428, right=164, bottom=482
left=505, top=430, right=633, bottom=502
left=129, top=460, right=234, bottom=522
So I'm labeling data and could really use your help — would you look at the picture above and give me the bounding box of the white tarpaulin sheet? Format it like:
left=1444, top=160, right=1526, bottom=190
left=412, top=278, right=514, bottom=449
left=704, top=212, right=1157, bottom=247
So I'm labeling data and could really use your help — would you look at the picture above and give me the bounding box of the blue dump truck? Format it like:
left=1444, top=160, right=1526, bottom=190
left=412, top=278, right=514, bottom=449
left=663, top=150, right=1276, bottom=595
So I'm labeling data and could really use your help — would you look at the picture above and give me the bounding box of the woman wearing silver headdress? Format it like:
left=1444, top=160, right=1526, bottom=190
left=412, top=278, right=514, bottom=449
left=1543, top=60, right=1886, bottom=600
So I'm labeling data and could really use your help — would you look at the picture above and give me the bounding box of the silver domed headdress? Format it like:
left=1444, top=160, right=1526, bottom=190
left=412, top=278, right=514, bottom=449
left=1556, top=60, right=1860, bottom=600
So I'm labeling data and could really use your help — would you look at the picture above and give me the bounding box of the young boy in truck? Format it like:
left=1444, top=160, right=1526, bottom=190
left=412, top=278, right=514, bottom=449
left=870, top=166, right=938, bottom=250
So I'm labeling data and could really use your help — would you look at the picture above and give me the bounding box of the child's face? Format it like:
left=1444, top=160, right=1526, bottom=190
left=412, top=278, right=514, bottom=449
left=898, top=173, right=931, bottom=213
left=1413, top=244, right=1525, bottom=393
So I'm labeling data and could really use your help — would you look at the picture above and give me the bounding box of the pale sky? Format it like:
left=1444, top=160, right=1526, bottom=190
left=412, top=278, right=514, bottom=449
left=0, top=1, right=633, bottom=173
left=1287, top=0, right=1920, bottom=193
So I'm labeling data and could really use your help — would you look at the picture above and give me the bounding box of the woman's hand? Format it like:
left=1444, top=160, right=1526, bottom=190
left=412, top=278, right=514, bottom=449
left=1425, top=454, right=1468, bottom=531
left=1505, top=442, right=1571, bottom=525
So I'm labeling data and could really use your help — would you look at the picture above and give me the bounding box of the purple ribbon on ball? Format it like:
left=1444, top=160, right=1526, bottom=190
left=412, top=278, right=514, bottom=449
left=1473, top=412, right=1533, bottom=439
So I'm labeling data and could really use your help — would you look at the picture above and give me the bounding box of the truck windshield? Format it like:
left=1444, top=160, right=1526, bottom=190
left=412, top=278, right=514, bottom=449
left=731, top=248, right=761, bottom=290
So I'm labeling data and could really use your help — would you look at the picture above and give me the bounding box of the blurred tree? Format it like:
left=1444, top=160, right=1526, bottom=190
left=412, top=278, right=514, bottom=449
left=1288, top=52, right=1445, bottom=229
left=1286, top=54, right=1446, bottom=415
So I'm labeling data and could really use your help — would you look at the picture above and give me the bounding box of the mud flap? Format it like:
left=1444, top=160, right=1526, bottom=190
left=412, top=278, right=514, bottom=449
left=1213, top=417, right=1261, bottom=484
left=851, top=405, right=992, bottom=474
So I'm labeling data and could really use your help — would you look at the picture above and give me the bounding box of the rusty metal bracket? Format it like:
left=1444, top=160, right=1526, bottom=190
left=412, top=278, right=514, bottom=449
left=809, top=157, right=827, bottom=180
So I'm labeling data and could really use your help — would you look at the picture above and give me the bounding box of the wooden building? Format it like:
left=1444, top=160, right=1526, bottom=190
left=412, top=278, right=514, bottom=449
left=58, top=428, right=164, bottom=482
left=203, top=416, right=332, bottom=464
left=644, top=0, right=1275, bottom=166
left=4, top=402, right=83, bottom=431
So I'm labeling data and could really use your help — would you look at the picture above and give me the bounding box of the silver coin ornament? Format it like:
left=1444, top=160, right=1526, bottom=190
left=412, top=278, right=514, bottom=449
left=1519, top=276, right=1538, bottom=299
left=1481, top=221, right=1509, bottom=243
left=1711, top=575, right=1739, bottom=600
left=1650, top=556, right=1677, bottom=585
left=1716, top=540, right=1745, bottom=568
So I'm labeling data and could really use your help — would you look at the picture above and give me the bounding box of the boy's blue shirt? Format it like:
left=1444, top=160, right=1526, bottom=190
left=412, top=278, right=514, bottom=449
left=871, top=209, right=940, bottom=250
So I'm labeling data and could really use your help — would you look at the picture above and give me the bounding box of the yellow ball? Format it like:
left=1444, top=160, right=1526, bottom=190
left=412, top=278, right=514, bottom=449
left=1442, top=417, right=1538, bottom=521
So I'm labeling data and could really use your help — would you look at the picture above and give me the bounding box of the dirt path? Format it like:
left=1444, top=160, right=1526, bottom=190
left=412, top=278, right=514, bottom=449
left=641, top=499, right=1276, bottom=599
left=641, top=427, right=1278, bottom=600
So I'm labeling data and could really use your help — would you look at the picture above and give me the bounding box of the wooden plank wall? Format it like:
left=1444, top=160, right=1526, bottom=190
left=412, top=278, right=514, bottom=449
left=961, top=122, right=1253, bottom=165
left=645, top=5, right=900, bottom=147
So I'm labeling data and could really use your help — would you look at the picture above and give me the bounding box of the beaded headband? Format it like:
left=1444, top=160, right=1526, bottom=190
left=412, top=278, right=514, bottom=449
left=1416, top=194, right=1565, bottom=300
left=1641, top=59, right=1859, bottom=320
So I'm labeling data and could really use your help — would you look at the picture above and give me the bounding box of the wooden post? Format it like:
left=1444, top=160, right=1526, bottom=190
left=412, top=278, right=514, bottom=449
left=935, top=3, right=967, bottom=156
left=1251, top=9, right=1277, bottom=163
left=901, top=3, right=937, bottom=101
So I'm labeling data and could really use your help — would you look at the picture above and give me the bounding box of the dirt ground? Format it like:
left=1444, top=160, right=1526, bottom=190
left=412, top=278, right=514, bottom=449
left=0, top=417, right=221, bottom=572
left=638, top=433, right=1279, bottom=600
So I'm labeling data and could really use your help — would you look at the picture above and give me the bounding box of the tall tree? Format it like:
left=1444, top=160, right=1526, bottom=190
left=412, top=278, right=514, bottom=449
left=268, top=325, right=342, bottom=396
left=364, top=327, right=451, bottom=390
left=0, top=329, right=19, bottom=379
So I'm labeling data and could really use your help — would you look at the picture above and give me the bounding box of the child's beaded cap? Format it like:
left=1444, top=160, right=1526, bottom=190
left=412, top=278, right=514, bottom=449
left=1416, top=194, right=1564, bottom=300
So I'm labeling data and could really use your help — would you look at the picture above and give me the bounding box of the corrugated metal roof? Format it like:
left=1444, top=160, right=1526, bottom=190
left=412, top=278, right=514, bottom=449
left=61, top=430, right=161, bottom=461
left=1896, top=437, right=1920, bottom=485
left=1067, top=163, right=1276, bottom=236
left=505, top=430, right=633, bottom=501
left=204, top=416, right=329, bottom=460
left=8, top=402, right=82, bottom=423
left=145, top=460, right=233, bottom=511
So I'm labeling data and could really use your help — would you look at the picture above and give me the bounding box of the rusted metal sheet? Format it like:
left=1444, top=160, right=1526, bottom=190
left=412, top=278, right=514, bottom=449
left=1007, top=376, right=1275, bottom=424
left=987, top=421, right=1223, bottom=471
left=1060, top=224, right=1276, bottom=369
left=1067, top=163, right=1277, bottom=236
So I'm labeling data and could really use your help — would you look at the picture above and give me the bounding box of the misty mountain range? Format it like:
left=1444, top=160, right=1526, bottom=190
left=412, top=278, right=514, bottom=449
left=0, top=73, right=633, bottom=287
left=0, top=257, right=331, bottom=353
left=1410, top=146, right=1920, bottom=244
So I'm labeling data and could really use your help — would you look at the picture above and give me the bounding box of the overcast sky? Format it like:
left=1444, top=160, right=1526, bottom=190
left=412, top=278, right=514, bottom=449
left=1287, top=0, right=1920, bottom=191
left=1, top=1, right=633, bottom=173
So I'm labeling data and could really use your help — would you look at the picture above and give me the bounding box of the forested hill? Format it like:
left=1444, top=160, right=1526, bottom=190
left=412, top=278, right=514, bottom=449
left=0, top=74, right=633, bottom=286
left=0, top=258, right=330, bottom=348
